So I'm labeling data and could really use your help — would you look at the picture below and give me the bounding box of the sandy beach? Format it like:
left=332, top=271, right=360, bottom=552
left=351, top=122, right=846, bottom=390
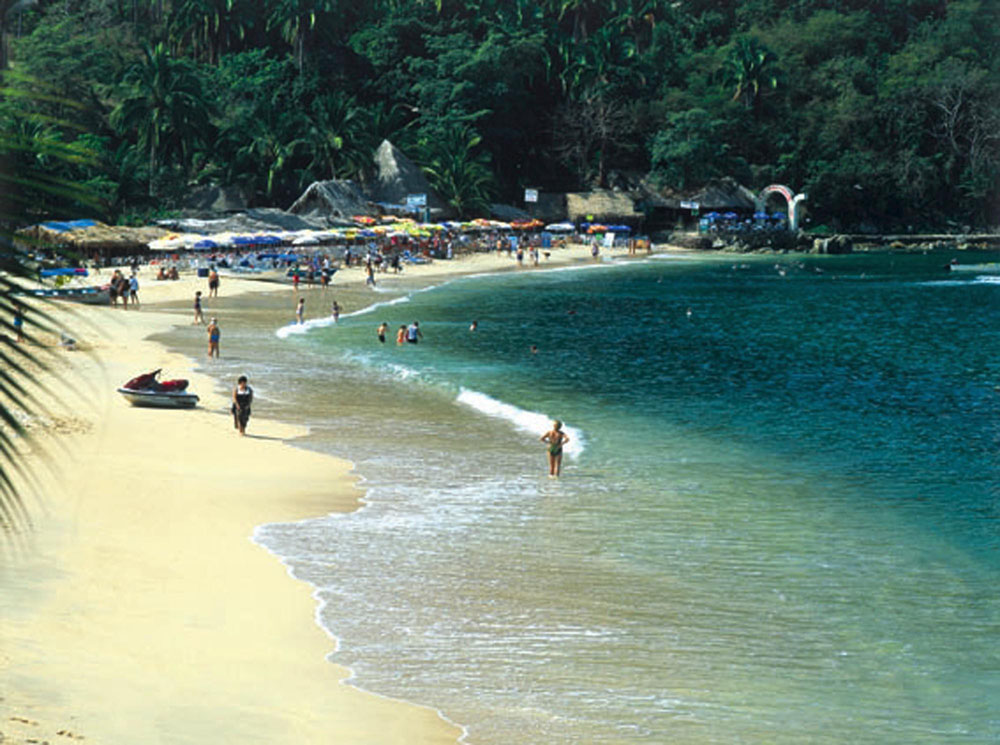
left=0, top=242, right=624, bottom=744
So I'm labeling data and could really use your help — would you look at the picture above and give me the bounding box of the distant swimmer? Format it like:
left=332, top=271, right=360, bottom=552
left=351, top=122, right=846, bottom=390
left=377, top=321, right=388, bottom=343
left=296, top=297, right=305, bottom=324
left=396, top=325, right=407, bottom=344
left=686, top=308, right=692, bottom=318
left=469, top=320, right=478, bottom=332
left=530, top=344, right=538, bottom=354
left=406, top=320, right=423, bottom=344
left=540, top=420, right=570, bottom=478
left=331, top=300, right=341, bottom=322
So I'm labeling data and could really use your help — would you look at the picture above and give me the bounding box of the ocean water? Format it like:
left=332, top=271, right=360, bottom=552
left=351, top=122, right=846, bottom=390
left=183, top=252, right=1000, bottom=743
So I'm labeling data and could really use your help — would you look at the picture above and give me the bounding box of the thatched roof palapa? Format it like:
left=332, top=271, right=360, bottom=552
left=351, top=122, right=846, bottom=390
left=566, top=189, right=642, bottom=222
left=289, top=180, right=376, bottom=220
left=368, top=140, right=450, bottom=216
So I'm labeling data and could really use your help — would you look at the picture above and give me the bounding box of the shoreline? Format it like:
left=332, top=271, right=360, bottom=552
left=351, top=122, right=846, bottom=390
left=0, top=274, right=462, bottom=745
left=0, top=243, right=622, bottom=745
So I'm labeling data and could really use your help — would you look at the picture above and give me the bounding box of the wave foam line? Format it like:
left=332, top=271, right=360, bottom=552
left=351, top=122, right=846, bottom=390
left=456, top=388, right=585, bottom=459
left=275, top=294, right=413, bottom=338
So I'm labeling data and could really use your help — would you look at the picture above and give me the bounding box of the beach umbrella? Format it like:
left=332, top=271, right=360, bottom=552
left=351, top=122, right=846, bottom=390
left=723, top=212, right=738, bottom=220
left=359, top=229, right=377, bottom=237
left=704, top=212, right=720, bottom=220
left=293, top=235, right=320, bottom=245
left=545, top=222, right=575, bottom=232
left=753, top=211, right=769, bottom=220
left=771, top=212, right=786, bottom=220
left=232, top=235, right=256, bottom=246
left=192, top=239, right=217, bottom=250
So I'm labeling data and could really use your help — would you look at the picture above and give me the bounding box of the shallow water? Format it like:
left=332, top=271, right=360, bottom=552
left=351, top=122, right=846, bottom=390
left=165, top=252, right=1000, bottom=744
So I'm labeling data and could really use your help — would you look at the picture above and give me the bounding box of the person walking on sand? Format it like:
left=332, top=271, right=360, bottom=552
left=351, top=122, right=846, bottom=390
left=296, top=297, right=305, bottom=324
left=231, top=375, right=253, bottom=436
left=207, top=318, right=220, bottom=358
left=396, top=324, right=407, bottom=345
left=406, top=320, right=422, bottom=344
left=193, top=291, right=204, bottom=324
left=208, top=268, right=220, bottom=297
left=129, top=274, right=140, bottom=306
left=377, top=321, right=388, bottom=343
left=540, top=420, right=570, bottom=478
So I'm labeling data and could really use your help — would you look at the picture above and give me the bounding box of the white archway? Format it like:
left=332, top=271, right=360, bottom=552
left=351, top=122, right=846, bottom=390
left=757, top=184, right=807, bottom=231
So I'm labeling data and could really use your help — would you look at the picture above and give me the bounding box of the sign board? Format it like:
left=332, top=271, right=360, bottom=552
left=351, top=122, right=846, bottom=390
left=680, top=200, right=699, bottom=210
left=405, top=193, right=427, bottom=209
left=524, top=188, right=539, bottom=203
left=603, top=231, right=616, bottom=248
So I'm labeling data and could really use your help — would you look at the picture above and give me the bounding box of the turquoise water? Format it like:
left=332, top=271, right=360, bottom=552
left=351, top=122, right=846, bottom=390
left=234, top=252, right=999, bottom=744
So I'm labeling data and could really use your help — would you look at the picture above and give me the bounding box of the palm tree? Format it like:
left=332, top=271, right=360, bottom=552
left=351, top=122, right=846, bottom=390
left=720, top=36, right=781, bottom=110
left=0, top=83, right=98, bottom=534
left=302, top=94, right=366, bottom=181
left=266, top=0, right=337, bottom=73
left=110, top=43, right=213, bottom=196
left=418, top=124, right=495, bottom=218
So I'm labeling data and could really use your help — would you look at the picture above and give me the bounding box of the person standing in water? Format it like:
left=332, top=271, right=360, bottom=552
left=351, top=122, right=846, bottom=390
left=231, top=375, right=253, bottom=435
left=377, top=321, right=388, bottom=343
left=396, top=325, right=407, bottom=344
left=193, top=291, right=204, bottom=324
left=296, top=297, right=305, bottom=324
left=331, top=300, right=340, bottom=322
left=540, top=420, right=570, bottom=477
left=206, top=317, right=220, bottom=358
left=406, top=320, right=422, bottom=344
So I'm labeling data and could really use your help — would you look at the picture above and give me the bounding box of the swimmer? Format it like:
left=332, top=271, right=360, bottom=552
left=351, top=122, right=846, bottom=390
left=396, top=325, right=407, bottom=344
left=469, top=320, right=478, bottom=332
left=540, top=420, right=570, bottom=477
left=377, top=321, right=388, bottom=343
left=331, top=300, right=340, bottom=322
left=530, top=344, right=538, bottom=354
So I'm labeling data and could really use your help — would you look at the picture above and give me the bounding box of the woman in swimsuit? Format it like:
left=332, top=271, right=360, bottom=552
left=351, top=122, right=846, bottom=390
left=207, top=318, right=220, bottom=358
left=540, top=420, right=570, bottom=478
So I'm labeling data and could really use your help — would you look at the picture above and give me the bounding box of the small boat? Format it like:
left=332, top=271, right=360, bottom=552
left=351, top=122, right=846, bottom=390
left=117, top=388, right=200, bottom=408
left=24, top=286, right=109, bottom=304
left=947, top=262, right=1000, bottom=273
left=117, top=369, right=199, bottom=409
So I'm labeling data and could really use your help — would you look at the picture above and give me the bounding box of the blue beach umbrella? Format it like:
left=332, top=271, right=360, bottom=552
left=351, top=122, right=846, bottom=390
left=723, top=211, right=738, bottom=220
left=704, top=212, right=720, bottom=220
left=753, top=211, right=768, bottom=220
left=192, top=239, right=217, bottom=250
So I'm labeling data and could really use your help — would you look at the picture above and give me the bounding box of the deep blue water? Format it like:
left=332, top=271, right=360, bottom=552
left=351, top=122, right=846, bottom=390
left=248, top=251, right=1000, bottom=744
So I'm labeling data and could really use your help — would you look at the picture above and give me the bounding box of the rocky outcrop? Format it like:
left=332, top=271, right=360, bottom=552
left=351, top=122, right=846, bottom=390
left=811, top=235, right=854, bottom=254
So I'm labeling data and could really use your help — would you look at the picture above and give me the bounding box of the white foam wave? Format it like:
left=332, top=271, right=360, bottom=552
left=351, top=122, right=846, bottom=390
left=275, top=314, right=338, bottom=338
left=973, top=275, right=1000, bottom=285
left=456, top=388, right=585, bottom=459
left=342, top=293, right=412, bottom=319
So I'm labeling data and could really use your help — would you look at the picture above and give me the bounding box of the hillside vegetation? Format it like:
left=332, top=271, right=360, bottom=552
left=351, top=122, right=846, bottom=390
left=2, top=0, right=998, bottom=230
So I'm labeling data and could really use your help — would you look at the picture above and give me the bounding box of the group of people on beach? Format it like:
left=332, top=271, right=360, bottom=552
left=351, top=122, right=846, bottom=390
left=108, top=270, right=139, bottom=308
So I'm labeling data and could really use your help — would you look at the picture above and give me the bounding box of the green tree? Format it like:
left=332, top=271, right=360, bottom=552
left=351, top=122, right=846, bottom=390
left=110, top=42, right=214, bottom=197
left=720, top=36, right=781, bottom=110
left=418, top=123, right=494, bottom=217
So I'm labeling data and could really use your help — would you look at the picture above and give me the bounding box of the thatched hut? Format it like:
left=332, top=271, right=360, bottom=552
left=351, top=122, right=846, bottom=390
left=367, top=140, right=450, bottom=217
left=565, top=189, right=642, bottom=224
left=16, top=221, right=167, bottom=257
left=289, top=180, right=376, bottom=221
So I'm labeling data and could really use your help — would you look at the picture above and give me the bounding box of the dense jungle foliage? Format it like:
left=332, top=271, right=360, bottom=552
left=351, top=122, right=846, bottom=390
left=1, top=0, right=998, bottom=230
